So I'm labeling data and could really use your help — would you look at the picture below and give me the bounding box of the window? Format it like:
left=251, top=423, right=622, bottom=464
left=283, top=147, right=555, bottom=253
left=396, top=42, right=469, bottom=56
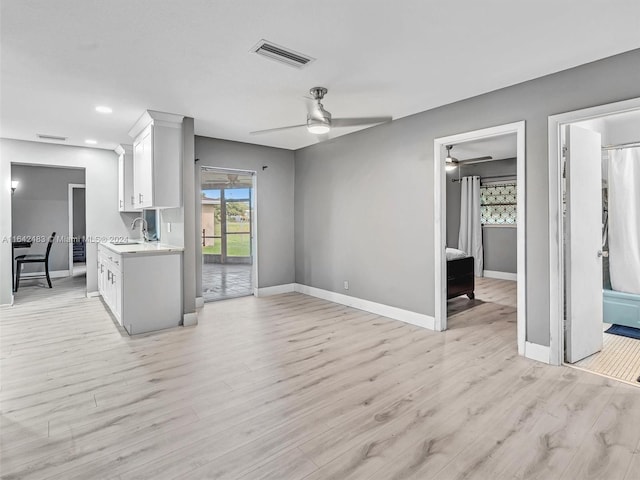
left=480, top=182, right=517, bottom=226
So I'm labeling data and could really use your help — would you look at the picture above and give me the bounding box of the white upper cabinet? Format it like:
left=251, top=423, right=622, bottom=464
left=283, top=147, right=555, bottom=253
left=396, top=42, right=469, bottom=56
left=128, top=110, right=184, bottom=209
left=115, top=144, right=139, bottom=212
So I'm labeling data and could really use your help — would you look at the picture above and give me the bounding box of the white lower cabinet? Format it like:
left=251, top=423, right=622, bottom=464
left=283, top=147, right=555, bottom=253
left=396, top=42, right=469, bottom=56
left=98, top=248, right=123, bottom=325
left=98, top=244, right=181, bottom=334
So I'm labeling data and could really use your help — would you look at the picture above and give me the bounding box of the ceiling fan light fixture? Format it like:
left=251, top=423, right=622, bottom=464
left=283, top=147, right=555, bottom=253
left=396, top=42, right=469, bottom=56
left=307, top=116, right=331, bottom=134
left=445, top=163, right=457, bottom=172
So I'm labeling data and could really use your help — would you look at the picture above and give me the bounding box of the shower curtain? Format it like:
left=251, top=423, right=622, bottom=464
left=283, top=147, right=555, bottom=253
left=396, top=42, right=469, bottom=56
left=458, top=176, right=483, bottom=276
left=608, top=147, right=640, bottom=295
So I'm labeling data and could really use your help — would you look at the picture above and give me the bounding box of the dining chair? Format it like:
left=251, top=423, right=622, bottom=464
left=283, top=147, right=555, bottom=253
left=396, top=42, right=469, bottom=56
left=14, top=232, right=56, bottom=292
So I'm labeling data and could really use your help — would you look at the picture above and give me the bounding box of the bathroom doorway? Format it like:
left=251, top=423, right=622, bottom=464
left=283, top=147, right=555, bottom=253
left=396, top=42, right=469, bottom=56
left=200, top=167, right=255, bottom=302
left=549, top=97, right=640, bottom=386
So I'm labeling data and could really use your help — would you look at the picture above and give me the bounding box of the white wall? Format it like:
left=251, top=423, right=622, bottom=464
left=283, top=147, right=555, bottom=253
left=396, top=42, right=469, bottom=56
left=1, top=139, right=135, bottom=303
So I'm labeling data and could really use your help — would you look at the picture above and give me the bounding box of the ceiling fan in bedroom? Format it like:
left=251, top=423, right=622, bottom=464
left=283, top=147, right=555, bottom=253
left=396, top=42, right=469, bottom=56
left=445, top=145, right=493, bottom=171
left=250, top=87, right=392, bottom=139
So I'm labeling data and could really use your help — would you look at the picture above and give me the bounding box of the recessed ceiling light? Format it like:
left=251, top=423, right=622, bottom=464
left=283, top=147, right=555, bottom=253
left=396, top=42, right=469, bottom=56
left=95, top=106, right=112, bottom=114
left=85, top=139, right=98, bottom=145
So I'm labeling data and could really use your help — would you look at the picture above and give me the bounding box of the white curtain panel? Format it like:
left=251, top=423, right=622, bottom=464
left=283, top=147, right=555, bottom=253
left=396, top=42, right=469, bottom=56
left=458, top=175, right=483, bottom=276
left=608, top=147, right=640, bottom=295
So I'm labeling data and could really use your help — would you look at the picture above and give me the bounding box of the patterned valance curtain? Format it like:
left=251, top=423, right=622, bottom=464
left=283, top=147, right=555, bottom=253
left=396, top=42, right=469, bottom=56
left=480, top=182, right=517, bottom=225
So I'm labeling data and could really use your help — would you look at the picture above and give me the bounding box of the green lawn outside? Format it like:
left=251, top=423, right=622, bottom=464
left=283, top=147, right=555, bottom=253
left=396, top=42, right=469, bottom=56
left=202, top=221, right=251, bottom=257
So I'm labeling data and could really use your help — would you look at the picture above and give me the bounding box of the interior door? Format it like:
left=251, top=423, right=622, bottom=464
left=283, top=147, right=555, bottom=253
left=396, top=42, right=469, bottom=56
left=565, top=124, right=603, bottom=363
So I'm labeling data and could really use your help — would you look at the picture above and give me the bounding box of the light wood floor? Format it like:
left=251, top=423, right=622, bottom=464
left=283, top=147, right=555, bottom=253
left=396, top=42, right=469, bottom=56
left=2, top=276, right=640, bottom=479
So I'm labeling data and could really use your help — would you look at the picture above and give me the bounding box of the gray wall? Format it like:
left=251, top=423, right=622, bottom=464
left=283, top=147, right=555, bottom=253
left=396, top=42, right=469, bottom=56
left=73, top=187, right=86, bottom=239
left=194, top=136, right=295, bottom=291
left=0, top=139, right=135, bottom=303
left=294, top=48, right=640, bottom=347
left=11, top=165, right=85, bottom=272
left=447, top=158, right=517, bottom=274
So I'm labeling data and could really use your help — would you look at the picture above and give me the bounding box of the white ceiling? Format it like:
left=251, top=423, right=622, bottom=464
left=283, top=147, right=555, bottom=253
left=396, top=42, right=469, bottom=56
left=2, top=1, right=640, bottom=151
left=449, top=135, right=517, bottom=162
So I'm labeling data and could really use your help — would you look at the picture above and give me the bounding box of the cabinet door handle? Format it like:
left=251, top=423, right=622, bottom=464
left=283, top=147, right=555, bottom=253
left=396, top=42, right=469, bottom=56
left=139, top=193, right=143, bottom=203
left=120, top=199, right=123, bottom=208
left=114, top=260, right=119, bottom=265
left=107, top=271, right=111, bottom=281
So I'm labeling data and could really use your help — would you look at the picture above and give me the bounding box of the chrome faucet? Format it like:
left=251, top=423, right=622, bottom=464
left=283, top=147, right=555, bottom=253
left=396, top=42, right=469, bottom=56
left=131, top=217, right=148, bottom=241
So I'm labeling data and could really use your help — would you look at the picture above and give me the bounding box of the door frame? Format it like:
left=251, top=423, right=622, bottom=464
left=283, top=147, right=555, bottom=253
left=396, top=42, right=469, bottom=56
left=434, top=121, right=526, bottom=356
left=198, top=166, right=258, bottom=297
left=547, top=97, right=640, bottom=366
left=67, top=183, right=85, bottom=274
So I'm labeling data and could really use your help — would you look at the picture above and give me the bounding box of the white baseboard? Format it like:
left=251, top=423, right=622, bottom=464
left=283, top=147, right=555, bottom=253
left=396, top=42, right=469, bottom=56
left=524, top=341, right=550, bottom=364
left=294, top=283, right=435, bottom=330
left=255, top=283, right=296, bottom=297
left=19, top=269, right=69, bottom=279
left=195, top=297, right=204, bottom=309
left=483, top=270, right=517, bottom=281
left=183, top=312, right=198, bottom=326
left=86, top=290, right=100, bottom=298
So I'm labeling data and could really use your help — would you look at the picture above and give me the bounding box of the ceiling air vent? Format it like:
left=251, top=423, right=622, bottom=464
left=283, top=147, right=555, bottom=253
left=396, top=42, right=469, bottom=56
left=251, top=39, right=315, bottom=69
left=37, top=134, right=67, bottom=141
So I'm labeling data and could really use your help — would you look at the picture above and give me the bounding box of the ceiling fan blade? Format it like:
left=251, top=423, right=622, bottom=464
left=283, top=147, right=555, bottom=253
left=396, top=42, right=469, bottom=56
left=250, top=124, right=307, bottom=135
left=332, top=117, right=392, bottom=128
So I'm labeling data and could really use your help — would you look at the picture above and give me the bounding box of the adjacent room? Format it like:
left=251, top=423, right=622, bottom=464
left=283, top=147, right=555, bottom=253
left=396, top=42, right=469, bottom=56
left=1, top=1, right=640, bottom=479
left=10, top=164, right=86, bottom=302
left=445, top=134, right=518, bottom=326
left=562, top=109, right=640, bottom=386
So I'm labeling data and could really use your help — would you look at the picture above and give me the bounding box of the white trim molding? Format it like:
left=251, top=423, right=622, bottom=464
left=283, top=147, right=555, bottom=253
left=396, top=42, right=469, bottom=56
left=482, top=270, right=517, bottom=281
left=254, top=283, right=296, bottom=297
left=524, top=341, right=550, bottom=364
left=434, top=121, right=526, bottom=355
left=183, top=312, right=198, bottom=326
left=67, top=183, right=86, bottom=274
left=294, top=284, right=435, bottom=330
left=547, top=97, right=640, bottom=366
left=87, top=290, right=100, bottom=298
left=195, top=296, right=205, bottom=309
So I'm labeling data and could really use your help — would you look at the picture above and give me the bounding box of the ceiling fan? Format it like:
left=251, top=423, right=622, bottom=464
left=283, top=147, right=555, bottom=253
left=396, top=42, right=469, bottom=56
left=225, top=174, right=239, bottom=186
left=250, top=87, right=392, bottom=138
left=445, top=145, right=493, bottom=171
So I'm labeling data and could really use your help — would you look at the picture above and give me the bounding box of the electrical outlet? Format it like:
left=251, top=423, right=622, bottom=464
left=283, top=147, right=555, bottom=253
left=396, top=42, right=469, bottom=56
left=344, top=281, right=349, bottom=290
left=167, top=222, right=171, bottom=232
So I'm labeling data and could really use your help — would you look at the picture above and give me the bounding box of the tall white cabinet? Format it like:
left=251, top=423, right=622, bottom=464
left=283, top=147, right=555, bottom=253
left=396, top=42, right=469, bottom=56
left=115, top=144, right=139, bottom=212
left=128, top=110, right=184, bottom=209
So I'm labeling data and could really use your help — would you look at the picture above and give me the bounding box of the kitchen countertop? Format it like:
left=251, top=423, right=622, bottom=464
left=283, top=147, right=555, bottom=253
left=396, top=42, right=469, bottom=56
left=100, top=241, right=184, bottom=255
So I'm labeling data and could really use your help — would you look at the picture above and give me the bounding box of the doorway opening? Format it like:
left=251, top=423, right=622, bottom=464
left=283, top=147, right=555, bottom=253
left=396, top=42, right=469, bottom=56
left=68, top=183, right=86, bottom=277
left=549, top=98, right=640, bottom=386
left=10, top=164, right=87, bottom=303
left=434, top=121, right=527, bottom=357
left=200, top=167, right=255, bottom=302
